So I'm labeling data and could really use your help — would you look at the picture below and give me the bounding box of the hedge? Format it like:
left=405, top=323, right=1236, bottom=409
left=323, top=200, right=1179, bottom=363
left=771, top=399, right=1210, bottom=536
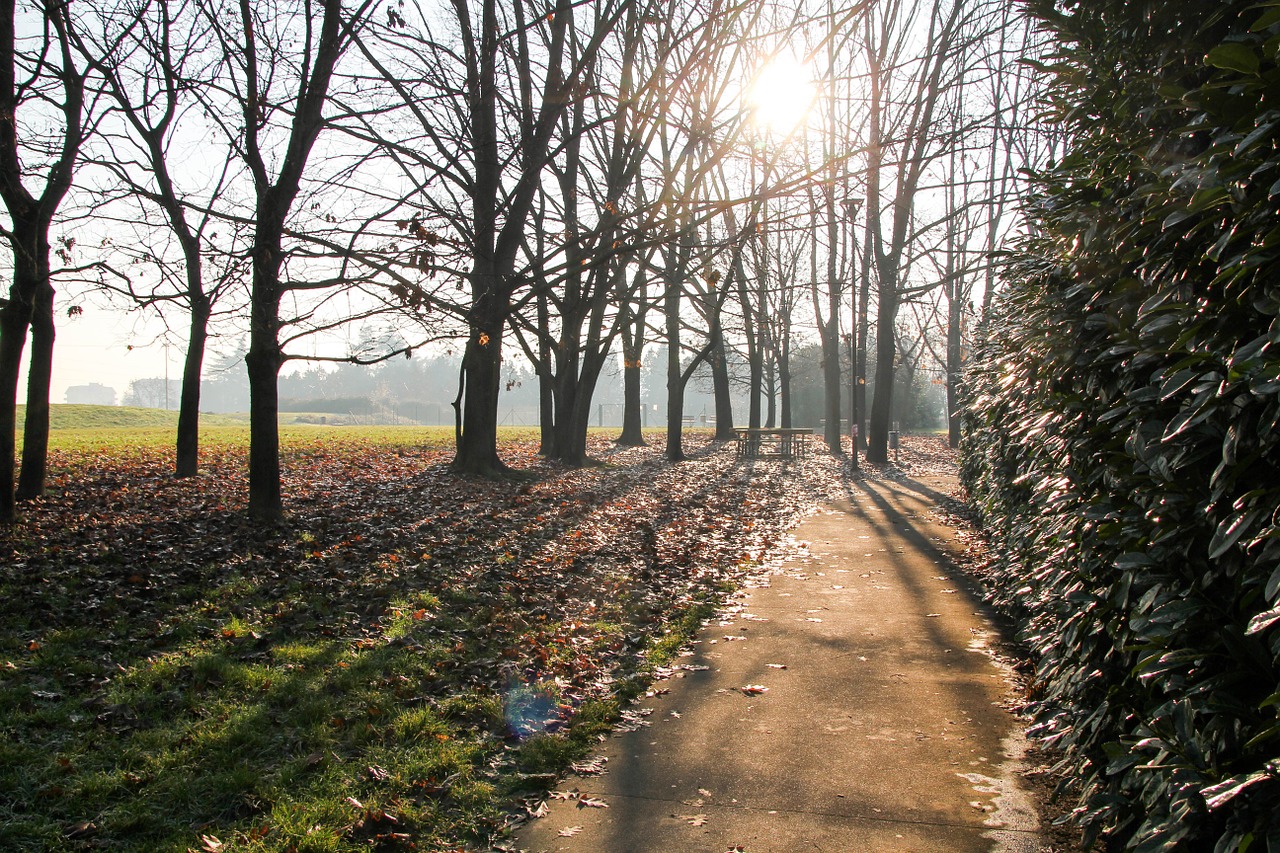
left=962, top=3, right=1280, bottom=850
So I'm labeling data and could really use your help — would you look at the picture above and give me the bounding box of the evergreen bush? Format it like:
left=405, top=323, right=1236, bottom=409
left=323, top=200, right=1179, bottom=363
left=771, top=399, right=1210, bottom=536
left=963, top=3, right=1280, bottom=849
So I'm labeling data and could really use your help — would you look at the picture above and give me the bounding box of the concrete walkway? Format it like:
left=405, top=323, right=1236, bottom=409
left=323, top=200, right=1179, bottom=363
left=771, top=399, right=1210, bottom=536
left=512, top=472, right=1045, bottom=853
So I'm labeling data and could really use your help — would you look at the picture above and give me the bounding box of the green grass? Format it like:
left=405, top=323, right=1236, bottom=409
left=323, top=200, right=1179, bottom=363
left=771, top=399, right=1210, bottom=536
left=0, top=425, right=744, bottom=852
left=19, top=403, right=248, bottom=430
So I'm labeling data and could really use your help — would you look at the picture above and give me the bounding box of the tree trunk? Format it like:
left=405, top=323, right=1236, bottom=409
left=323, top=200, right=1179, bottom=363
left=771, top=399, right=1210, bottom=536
left=617, top=319, right=646, bottom=446
left=664, top=266, right=685, bottom=462
left=866, top=268, right=898, bottom=464
left=454, top=313, right=507, bottom=476
left=764, top=356, right=776, bottom=429
left=176, top=294, right=211, bottom=477
left=0, top=286, right=29, bottom=523
left=710, top=327, right=736, bottom=440
left=536, top=290, right=555, bottom=454
left=856, top=238, right=870, bottom=449
left=779, top=333, right=793, bottom=430
left=736, top=256, right=763, bottom=430
left=15, top=278, right=54, bottom=500
left=246, top=260, right=284, bottom=523
left=454, top=259, right=509, bottom=475
left=556, top=348, right=607, bottom=466
left=947, top=290, right=962, bottom=448
left=820, top=313, right=841, bottom=452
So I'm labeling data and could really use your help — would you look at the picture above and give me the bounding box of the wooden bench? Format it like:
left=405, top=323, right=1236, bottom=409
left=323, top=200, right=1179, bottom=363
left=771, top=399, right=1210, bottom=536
left=735, top=427, right=813, bottom=460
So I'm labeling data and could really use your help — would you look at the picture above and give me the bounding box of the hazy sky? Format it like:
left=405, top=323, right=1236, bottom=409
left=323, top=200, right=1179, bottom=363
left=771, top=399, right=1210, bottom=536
left=29, top=296, right=185, bottom=405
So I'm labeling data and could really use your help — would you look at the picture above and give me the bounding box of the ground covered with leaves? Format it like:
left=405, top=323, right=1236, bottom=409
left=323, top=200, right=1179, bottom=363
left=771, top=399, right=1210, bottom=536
left=0, top=430, right=921, bottom=853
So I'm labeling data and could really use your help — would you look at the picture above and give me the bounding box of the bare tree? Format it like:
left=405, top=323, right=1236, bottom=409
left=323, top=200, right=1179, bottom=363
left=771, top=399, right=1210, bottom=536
left=193, top=0, right=378, bottom=521
left=72, top=0, right=247, bottom=477
left=0, top=0, right=91, bottom=522
left=861, top=0, right=987, bottom=464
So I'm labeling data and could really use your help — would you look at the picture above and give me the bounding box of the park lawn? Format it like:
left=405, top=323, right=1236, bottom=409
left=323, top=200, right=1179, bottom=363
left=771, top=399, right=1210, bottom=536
left=0, top=428, right=836, bottom=852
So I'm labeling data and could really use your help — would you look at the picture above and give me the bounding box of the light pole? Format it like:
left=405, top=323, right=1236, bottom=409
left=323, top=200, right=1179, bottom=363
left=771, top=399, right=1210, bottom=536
left=842, top=196, right=863, bottom=468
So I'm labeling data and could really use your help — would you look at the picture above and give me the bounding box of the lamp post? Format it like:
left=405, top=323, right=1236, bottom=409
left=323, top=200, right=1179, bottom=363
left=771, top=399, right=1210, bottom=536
left=841, top=196, right=863, bottom=468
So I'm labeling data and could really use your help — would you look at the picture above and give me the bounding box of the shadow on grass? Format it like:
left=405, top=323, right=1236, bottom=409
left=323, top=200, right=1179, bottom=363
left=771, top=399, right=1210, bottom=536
left=0, top=433, right=791, bottom=852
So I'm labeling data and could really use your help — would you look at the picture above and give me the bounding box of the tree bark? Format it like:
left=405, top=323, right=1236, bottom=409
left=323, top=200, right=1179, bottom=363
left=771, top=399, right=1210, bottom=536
left=664, top=262, right=685, bottom=462
left=710, top=322, right=736, bottom=440
left=246, top=283, right=283, bottom=521
left=617, top=298, right=647, bottom=446
left=0, top=284, right=28, bottom=523
left=176, top=293, right=211, bottom=477
left=535, top=290, right=555, bottom=454
left=15, top=279, right=53, bottom=500
left=778, top=331, right=793, bottom=430
left=866, top=266, right=898, bottom=464
left=455, top=276, right=508, bottom=475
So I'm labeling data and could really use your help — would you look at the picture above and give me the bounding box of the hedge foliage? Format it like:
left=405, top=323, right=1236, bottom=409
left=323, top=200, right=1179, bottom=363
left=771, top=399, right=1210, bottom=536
left=962, top=2, right=1280, bottom=850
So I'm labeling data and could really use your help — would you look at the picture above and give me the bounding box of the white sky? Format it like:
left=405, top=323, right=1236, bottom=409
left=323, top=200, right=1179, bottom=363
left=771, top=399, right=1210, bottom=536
left=21, top=295, right=182, bottom=405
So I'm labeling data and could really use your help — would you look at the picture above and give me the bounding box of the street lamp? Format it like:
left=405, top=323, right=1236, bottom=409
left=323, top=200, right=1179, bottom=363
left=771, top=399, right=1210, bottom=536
left=841, top=196, right=863, bottom=468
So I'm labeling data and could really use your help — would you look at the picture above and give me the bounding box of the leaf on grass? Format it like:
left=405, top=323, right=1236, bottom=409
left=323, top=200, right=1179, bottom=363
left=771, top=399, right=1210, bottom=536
left=199, top=835, right=225, bottom=853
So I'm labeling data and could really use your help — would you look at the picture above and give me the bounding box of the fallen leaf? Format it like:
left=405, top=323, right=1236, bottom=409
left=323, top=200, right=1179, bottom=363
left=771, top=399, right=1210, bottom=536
left=740, top=685, right=768, bottom=696
left=199, top=835, right=224, bottom=853
left=577, top=796, right=609, bottom=809
left=679, top=813, right=708, bottom=826
left=765, top=663, right=787, bottom=669
left=570, top=757, right=607, bottom=775
left=558, top=826, right=583, bottom=837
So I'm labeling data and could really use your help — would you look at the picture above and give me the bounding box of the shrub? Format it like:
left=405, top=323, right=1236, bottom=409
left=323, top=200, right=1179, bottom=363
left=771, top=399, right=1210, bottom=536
left=963, top=3, right=1280, bottom=850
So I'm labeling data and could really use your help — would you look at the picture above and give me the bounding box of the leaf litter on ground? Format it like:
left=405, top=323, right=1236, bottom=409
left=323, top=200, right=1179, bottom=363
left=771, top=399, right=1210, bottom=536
left=0, top=432, right=954, bottom=852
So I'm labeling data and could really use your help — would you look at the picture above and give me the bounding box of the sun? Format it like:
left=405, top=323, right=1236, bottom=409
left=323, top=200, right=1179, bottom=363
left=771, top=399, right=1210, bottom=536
left=747, top=53, right=817, bottom=135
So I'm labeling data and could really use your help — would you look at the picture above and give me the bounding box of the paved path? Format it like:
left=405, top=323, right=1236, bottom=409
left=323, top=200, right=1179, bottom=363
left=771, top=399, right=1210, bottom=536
left=512, top=472, right=1045, bottom=853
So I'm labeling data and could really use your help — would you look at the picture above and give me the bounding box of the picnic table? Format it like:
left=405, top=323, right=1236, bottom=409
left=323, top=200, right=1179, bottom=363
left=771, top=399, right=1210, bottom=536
left=734, top=427, right=813, bottom=460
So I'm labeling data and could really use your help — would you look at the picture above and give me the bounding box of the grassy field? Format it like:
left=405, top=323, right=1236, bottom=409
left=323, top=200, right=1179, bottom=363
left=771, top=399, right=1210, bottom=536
left=16, top=405, right=474, bottom=455
left=0, top=421, right=821, bottom=852
left=19, top=404, right=251, bottom=430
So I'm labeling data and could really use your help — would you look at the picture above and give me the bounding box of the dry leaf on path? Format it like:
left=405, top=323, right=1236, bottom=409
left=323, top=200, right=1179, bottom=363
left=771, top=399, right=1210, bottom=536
left=558, top=826, right=583, bottom=837
left=740, top=684, right=768, bottom=696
